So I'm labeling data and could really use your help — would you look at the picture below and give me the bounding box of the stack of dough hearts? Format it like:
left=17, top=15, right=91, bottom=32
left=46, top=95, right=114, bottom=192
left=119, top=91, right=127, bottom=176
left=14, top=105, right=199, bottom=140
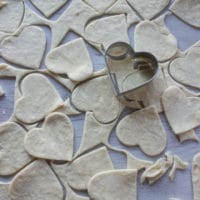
left=0, top=0, right=199, bottom=200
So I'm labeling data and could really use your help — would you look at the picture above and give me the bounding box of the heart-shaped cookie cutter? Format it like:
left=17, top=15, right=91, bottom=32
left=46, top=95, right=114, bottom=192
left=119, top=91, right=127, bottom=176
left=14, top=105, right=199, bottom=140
left=105, top=42, right=158, bottom=96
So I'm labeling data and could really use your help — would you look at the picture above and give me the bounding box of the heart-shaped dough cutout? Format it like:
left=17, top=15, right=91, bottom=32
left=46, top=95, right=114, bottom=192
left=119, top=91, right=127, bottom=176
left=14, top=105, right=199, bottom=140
left=24, top=112, right=74, bottom=161
left=134, top=20, right=178, bottom=62
left=0, top=0, right=24, bottom=33
left=83, top=0, right=116, bottom=13
left=15, top=73, right=63, bottom=124
left=85, top=14, right=129, bottom=50
left=162, top=86, right=200, bottom=134
left=88, top=169, right=137, bottom=200
left=0, top=122, right=33, bottom=176
left=127, top=0, right=170, bottom=19
left=66, top=147, right=114, bottom=190
left=9, top=160, right=64, bottom=200
left=169, top=43, right=200, bottom=89
left=71, top=75, right=121, bottom=123
left=170, top=0, right=200, bottom=28
left=1, top=26, right=46, bottom=69
left=30, top=0, right=68, bottom=17
left=46, top=38, right=93, bottom=82
left=116, top=106, right=166, bottom=156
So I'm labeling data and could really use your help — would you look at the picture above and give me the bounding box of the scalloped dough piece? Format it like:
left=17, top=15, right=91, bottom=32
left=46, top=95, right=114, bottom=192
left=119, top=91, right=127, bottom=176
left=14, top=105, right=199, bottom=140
left=0, top=122, right=33, bottom=176
left=1, top=26, right=46, bottom=69
left=46, top=38, right=93, bottom=82
left=75, top=112, right=117, bottom=157
left=0, top=0, right=24, bottom=33
left=0, top=184, right=10, bottom=200
left=85, top=14, right=129, bottom=51
left=162, top=86, right=200, bottom=135
left=24, top=112, right=74, bottom=161
left=106, top=0, right=140, bottom=27
left=71, top=75, right=121, bottom=123
left=88, top=169, right=137, bottom=200
left=170, top=0, right=200, bottom=28
left=134, top=20, right=178, bottom=62
left=30, top=0, right=68, bottom=18
left=116, top=106, right=166, bottom=156
left=192, top=153, right=200, bottom=200
left=9, top=160, right=64, bottom=200
left=127, top=0, right=170, bottom=19
left=66, top=147, right=114, bottom=190
left=169, top=42, right=200, bottom=89
left=14, top=73, right=63, bottom=124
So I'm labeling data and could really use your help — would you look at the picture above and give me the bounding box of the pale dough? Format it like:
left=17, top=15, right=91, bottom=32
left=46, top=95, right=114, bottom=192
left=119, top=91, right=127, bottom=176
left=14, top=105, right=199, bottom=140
left=1, top=26, right=46, bottom=69
left=192, top=153, right=200, bottom=200
left=85, top=14, right=129, bottom=51
left=141, top=152, right=173, bottom=184
left=0, top=184, right=9, bottom=200
left=134, top=20, right=178, bottom=62
left=116, top=106, right=167, bottom=156
left=46, top=38, right=93, bottom=82
left=88, top=169, right=137, bottom=200
left=170, top=0, right=200, bottom=28
left=71, top=75, right=121, bottom=124
left=178, top=130, right=199, bottom=143
left=0, top=122, right=33, bottom=176
left=0, top=85, right=4, bottom=96
left=169, top=155, right=188, bottom=181
left=9, top=160, right=64, bottom=200
left=106, top=0, right=140, bottom=27
left=0, top=0, right=24, bottom=33
left=50, top=0, right=98, bottom=48
left=14, top=73, right=63, bottom=124
left=24, top=112, right=74, bottom=161
left=169, top=42, right=200, bottom=89
left=66, top=147, right=114, bottom=190
left=75, top=112, right=117, bottom=157
left=30, top=0, right=68, bottom=18
left=162, top=86, right=200, bottom=134
left=127, top=0, right=170, bottom=19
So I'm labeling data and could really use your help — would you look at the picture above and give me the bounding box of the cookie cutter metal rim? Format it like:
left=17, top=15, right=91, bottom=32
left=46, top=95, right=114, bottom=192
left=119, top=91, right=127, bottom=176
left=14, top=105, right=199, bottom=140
left=105, top=42, right=159, bottom=96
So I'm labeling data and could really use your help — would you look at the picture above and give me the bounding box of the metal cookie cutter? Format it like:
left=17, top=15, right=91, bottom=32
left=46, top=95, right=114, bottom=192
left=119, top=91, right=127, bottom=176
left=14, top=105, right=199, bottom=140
left=105, top=42, right=158, bottom=96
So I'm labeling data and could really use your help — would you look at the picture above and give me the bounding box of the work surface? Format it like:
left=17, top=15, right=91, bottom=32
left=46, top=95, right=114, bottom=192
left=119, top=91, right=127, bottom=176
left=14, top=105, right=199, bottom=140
left=1, top=0, right=200, bottom=200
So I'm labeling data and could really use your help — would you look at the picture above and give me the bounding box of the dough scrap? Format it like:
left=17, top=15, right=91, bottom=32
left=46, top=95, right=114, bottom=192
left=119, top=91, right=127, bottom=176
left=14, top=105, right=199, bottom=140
left=24, top=112, right=74, bottom=161
left=134, top=20, right=178, bottom=62
left=0, top=122, right=33, bottom=176
left=116, top=106, right=167, bottom=156
left=14, top=73, right=63, bottom=124
left=46, top=38, right=93, bottom=82
left=66, top=147, right=114, bottom=190
left=141, top=152, right=173, bottom=184
left=9, top=160, right=64, bottom=200
left=0, top=0, right=24, bottom=33
left=51, top=163, right=90, bottom=200
left=127, top=0, right=170, bottom=20
left=71, top=75, right=121, bottom=123
left=85, top=14, right=129, bottom=51
left=0, top=184, right=9, bottom=200
left=30, top=0, right=68, bottom=18
left=75, top=112, right=117, bottom=157
left=125, top=68, right=167, bottom=113
left=162, top=86, right=200, bottom=134
left=1, top=26, right=46, bottom=69
left=50, top=0, right=98, bottom=48
left=169, top=42, right=200, bottom=89
left=88, top=169, right=137, bottom=200
left=178, top=130, right=199, bottom=143
left=192, top=153, right=200, bottom=200
left=0, top=1, right=7, bottom=9
left=106, top=0, right=140, bottom=27
left=0, top=85, right=4, bottom=96
left=170, top=0, right=200, bottom=28
left=169, top=155, right=188, bottom=181
left=83, top=0, right=116, bottom=13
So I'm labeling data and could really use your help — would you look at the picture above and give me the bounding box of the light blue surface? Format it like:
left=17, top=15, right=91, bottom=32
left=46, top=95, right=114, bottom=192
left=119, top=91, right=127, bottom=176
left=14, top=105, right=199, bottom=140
left=1, top=1, right=200, bottom=200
